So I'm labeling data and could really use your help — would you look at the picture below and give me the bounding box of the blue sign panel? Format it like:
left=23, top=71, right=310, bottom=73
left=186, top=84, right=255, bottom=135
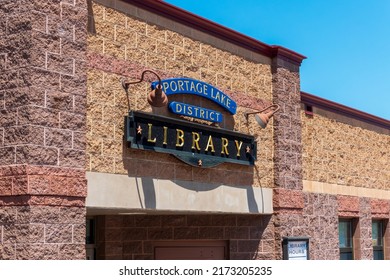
left=169, top=101, right=223, bottom=123
left=151, top=78, right=237, bottom=115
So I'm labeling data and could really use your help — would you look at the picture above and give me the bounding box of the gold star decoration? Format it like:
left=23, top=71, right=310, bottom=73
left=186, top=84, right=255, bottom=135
left=198, top=159, right=202, bottom=167
left=136, top=125, right=142, bottom=135
left=245, top=146, right=251, bottom=153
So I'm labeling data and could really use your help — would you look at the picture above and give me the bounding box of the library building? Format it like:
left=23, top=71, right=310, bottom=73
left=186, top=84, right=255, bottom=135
left=0, top=0, right=389, bottom=260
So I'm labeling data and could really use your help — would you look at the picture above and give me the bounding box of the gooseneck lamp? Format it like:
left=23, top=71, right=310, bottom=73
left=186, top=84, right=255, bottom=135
left=121, top=70, right=168, bottom=110
left=244, top=104, right=280, bottom=128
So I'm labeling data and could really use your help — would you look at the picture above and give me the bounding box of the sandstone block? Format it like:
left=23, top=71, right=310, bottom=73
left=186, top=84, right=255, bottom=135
left=45, top=128, right=73, bottom=149
left=5, top=87, right=45, bottom=109
left=59, top=244, right=85, bottom=260
left=18, top=106, right=59, bottom=127
left=46, top=91, right=73, bottom=111
left=3, top=223, right=44, bottom=244
left=0, top=147, right=15, bottom=165
left=27, top=175, right=50, bottom=195
left=48, top=18, right=74, bottom=41
left=59, top=111, right=86, bottom=131
left=45, top=224, right=73, bottom=243
left=273, top=188, right=304, bottom=209
left=104, top=40, right=125, bottom=59
left=59, top=148, right=85, bottom=168
left=0, top=244, right=15, bottom=259
left=165, top=30, right=183, bottom=47
left=47, top=53, right=74, bottom=75
left=11, top=176, right=28, bottom=195
left=28, top=68, right=60, bottom=90
left=15, top=145, right=58, bottom=166
left=73, top=131, right=86, bottom=150
left=4, top=125, right=44, bottom=146
left=16, top=243, right=59, bottom=260
left=90, top=155, right=114, bottom=173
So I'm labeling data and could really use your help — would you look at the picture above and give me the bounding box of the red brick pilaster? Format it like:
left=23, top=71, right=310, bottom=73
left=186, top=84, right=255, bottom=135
left=0, top=0, right=87, bottom=260
left=271, top=52, right=305, bottom=259
left=384, top=219, right=390, bottom=260
left=271, top=54, right=303, bottom=192
left=354, top=198, right=373, bottom=260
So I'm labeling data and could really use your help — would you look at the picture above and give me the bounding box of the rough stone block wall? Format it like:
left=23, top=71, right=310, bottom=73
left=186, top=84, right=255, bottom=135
left=300, top=109, right=389, bottom=259
left=0, top=165, right=87, bottom=259
left=287, top=193, right=390, bottom=260
left=275, top=193, right=339, bottom=260
left=86, top=1, right=275, bottom=188
left=338, top=195, right=390, bottom=260
left=385, top=219, right=390, bottom=259
left=303, top=193, right=339, bottom=259
left=354, top=197, right=373, bottom=259
left=0, top=0, right=88, bottom=259
left=0, top=205, right=85, bottom=260
left=95, top=214, right=274, bottom=260
left=272, top=61, right=302, bottom=191
left=271, top=54, right=304, bottom=259
left=302, top=113, right=389, bottom=190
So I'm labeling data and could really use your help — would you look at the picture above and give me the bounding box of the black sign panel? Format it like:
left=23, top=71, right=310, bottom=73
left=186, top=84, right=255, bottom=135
left=126, top=111, right=257, bottom=167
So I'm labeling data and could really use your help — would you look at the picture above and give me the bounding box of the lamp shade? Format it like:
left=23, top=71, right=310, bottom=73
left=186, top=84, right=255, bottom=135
left=147, top=85, right=168, bottom=107
left=254, top=114, right=268, bottom=128
left=244, top=104, right=280, bottom=129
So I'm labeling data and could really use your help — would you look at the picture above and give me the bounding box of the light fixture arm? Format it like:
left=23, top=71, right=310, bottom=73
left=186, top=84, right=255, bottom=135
left=121, top=69, right=167, bottom=111
left=122, top=69, right=162, bottom=90
left=244, top=104, right=280, bottom=119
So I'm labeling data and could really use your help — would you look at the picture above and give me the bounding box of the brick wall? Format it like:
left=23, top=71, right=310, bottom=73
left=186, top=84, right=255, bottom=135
left=86, top=1, right=275, bottom=189
left=0, top=204, right=85, bottom=259
left=301, top=101, right=390, bottom=259
left=86, top=1, right=309, bottom=260
left=283, top=193, right=390, bottom=260
left=0, top=0, right=88, bottom=259
left=95, top=214, right=274, bottom=260
left=0, top=165, right=87, bottom=259
left=271, top=53, right=304, bottom=259
left=302, top=112, right=389, bottom=190
left=303, top=193, right=339, bottom=259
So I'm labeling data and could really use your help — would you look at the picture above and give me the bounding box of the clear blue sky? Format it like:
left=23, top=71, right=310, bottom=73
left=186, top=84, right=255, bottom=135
left=164, top=0, right=390, bottom=121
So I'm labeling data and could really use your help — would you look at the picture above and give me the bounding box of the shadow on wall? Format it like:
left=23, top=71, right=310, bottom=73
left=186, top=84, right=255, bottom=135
left=87, top=0, right=96, bottom=34
left=121, top=137, right=270, bottom=214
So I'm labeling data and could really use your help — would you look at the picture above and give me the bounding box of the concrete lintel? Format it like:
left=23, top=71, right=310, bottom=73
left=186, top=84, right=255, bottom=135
left=86, top=172, right=273, bottom=215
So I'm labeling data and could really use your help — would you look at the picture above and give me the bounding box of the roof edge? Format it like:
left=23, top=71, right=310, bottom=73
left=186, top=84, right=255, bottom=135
left=126, top=0, right=306, bottom=64
left=301, top=91, right=390, bottom=130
